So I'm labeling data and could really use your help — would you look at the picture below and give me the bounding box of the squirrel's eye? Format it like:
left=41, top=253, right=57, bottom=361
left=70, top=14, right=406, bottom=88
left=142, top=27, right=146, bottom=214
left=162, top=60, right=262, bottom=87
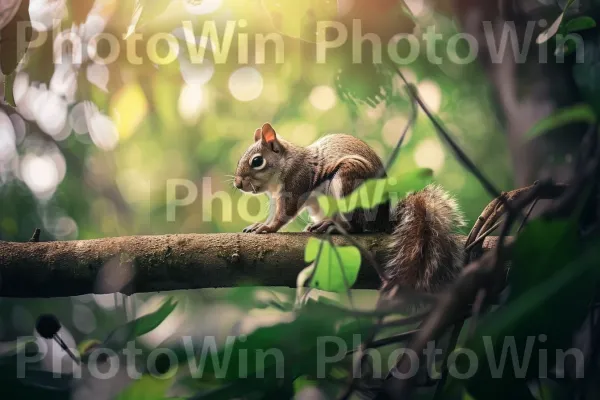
left=250, top=155, right=266, bottom=170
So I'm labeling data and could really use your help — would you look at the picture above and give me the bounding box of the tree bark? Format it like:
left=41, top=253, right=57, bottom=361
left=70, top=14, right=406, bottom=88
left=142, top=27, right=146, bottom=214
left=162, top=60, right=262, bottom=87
left=0, top=233, right=500, bottom=298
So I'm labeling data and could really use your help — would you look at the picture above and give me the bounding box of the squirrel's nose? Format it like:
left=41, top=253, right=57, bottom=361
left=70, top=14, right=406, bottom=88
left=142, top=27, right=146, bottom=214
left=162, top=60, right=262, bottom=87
left=234, top=176, right=243, bottom=189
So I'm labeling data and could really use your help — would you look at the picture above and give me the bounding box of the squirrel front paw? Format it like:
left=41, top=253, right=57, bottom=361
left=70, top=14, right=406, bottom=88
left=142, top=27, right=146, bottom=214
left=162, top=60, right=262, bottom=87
left=242, top=223, right=261, bottom=233
left=243, top=223, right=278, bottom=234
left=304, top=220, right=338, bottom=234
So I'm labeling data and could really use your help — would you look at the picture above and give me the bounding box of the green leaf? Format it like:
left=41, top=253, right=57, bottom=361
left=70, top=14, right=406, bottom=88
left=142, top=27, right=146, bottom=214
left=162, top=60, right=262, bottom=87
left=303, top=238, right=361, bottom=292
left=132, top=297, right=178, bottom=337
left=317, top=169, right=433, bottom=218
left=104, top=297, right=178, bottom=350
left=115, top=374, right=176, bottom=400
left=525, top=104, right=596, bottom=140
left=565, top=16, right=596, bottom=33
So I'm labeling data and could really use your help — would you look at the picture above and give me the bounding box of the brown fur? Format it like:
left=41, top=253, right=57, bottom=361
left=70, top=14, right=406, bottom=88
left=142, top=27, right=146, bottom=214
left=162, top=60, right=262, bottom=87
left=385, top=184, right=466, bottom=292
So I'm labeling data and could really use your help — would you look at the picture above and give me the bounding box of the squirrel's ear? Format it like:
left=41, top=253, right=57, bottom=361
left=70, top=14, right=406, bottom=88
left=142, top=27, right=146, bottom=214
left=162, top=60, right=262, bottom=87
left=254, top=128, right=261, bottom=142
left=261, top=123, right=276, bottom=143
left=261, top=123, right=281, bottom=152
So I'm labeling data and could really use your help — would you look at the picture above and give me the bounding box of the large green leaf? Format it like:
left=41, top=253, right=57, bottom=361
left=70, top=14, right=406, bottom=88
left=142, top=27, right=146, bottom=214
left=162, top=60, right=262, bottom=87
left=565, top=16, right=596, bottom=33
left=317, top=168, right=433, bottom=218
left=302, top=238, right=361, bottom=292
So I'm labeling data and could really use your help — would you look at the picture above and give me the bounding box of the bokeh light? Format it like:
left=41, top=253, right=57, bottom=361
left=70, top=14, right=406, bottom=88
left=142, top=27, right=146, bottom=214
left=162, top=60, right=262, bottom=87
left=13, top=72, right=29, bottom=104
left=0, top=111, right=17, bottom=163
left=110, top=82, right=149, bottom=140
left=86, top=63, right=109, bottom=92
left=179, top=55, right=215, bottom=85
left=309, top=85, right=337, bottom=111
left=72, top=303, right=96, bottom=334
left=35, top=88, right=68, bottom=138
left=29, top=0, right=67, bottom=30
left=228, top=67, right=264, bottom=102
left=178, top=83, right=206, bottom=124
left=417, top=80, right=442, bottom=113
left=86, top=103, right=119, bottom=151
left=21, top=153, right=63, bottom=198
left=50, top=63, right=78, bottom=102
left=414, top=138, right=445, bottom=172
left=382, top=116, right=412, bottom=147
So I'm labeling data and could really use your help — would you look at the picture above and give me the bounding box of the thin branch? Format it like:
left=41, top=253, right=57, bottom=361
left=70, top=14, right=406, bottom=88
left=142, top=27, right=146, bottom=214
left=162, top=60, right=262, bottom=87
left=517, top=197, right=539, bottom=233
left=397, top=70, right=503, bottom=201
left=465, top=221, right=502, bottom=252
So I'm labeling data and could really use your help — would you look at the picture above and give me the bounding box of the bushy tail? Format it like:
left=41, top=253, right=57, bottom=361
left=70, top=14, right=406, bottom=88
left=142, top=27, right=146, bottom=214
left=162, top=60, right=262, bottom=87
left=385, top=184, right=466, bottom=292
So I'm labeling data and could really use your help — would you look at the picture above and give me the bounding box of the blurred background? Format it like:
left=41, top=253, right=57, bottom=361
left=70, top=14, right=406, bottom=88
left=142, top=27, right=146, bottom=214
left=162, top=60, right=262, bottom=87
left=0, top=0, right=513, bottom=243
left=0, top=0, right=513, bottom=356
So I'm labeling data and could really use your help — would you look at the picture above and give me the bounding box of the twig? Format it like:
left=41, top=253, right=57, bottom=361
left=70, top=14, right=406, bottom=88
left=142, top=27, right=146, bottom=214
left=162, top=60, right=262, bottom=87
left=466, top=288, right=487, bottom=340
left=377, top=88, right=417, bottom=179
left=28, top=228, right=41, bottom=243
left=397, top=70, right=504, bottom=202
left=517, top=197, right=539, bottom=233
left=346, top=329, right=420, bottom=354
left=465, top=221, right=502, bottom=252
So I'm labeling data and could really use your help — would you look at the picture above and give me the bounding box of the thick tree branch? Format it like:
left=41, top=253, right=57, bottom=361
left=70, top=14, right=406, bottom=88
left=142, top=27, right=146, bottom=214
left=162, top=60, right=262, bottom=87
left=0, top=233, right=500, bottom=298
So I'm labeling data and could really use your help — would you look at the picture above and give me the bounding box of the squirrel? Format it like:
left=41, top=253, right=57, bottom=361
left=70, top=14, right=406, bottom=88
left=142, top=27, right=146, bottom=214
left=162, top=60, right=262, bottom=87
left=234, top=122, right=466, bottom=292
